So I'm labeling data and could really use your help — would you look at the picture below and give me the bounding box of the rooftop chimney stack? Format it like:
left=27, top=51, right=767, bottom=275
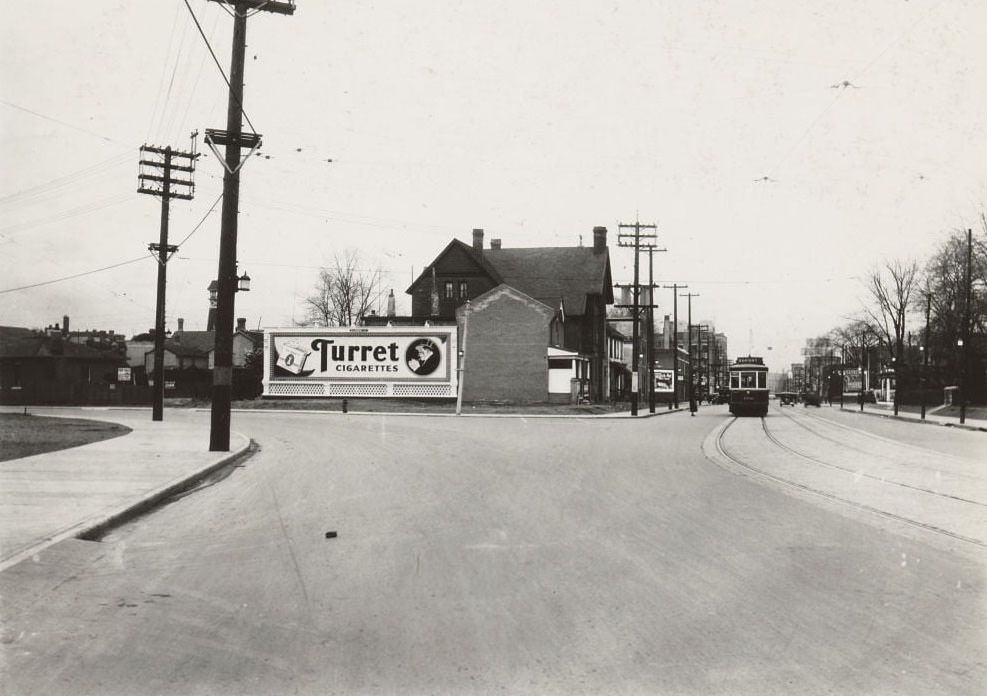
left=472, top=228, right=484, bottom=253
left=236, top=318, right=247, bottom=332
left=593, top=226, right=607, bottom=253
left=177, top=318, right=184, bottom=333
left=490, top=238, right=502, bottom=250
left=62, top=315, right=70, bottom=336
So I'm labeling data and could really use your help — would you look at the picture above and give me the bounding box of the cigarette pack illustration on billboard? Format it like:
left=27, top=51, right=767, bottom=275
left=264, top=327, right=458, bottom=398
left=275, top=343, right=311, bottom=375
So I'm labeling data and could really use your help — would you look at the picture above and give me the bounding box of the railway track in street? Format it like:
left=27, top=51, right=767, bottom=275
left=704, top=407, right=987, bottom=550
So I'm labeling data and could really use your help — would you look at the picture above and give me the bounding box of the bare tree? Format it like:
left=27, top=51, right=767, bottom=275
left=923, top=227, right=987, bottom=373
left=862, top=259, right=919, bottom=413
left=303, top=250, right=383, bottom=327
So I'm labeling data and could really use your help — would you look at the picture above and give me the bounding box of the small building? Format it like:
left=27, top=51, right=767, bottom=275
left=456, top=285, right=561, bottom=402
left=0, top=322, right=126, bottom=405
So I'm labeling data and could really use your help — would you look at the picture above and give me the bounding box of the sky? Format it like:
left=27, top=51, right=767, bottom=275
left=2, top=0, right=986, bottom=371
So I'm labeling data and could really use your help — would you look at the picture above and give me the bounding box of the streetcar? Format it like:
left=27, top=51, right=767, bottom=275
left=728, top=355, right=769, bottom=416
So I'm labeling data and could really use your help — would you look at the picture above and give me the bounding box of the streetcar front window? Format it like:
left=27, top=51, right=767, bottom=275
left=758, top=372, right=766, bottom=389
left=730, top=373, right=740, bottom=389
left=740, top=372, right=756, bottom=388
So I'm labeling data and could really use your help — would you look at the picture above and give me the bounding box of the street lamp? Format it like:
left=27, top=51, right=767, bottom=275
left=211, top=267, right=251, bottom=300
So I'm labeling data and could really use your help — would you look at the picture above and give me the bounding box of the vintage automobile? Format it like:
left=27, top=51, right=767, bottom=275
left=777, top=391, right=797, bottom=406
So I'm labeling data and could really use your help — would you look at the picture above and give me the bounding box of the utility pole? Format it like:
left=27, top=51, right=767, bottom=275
left=680, top=292, right=699, bottom=415
left=960, top=228, right=972, bottom=425
left=646, top=248, right=656, bottom=413
left=206, top=0, right=295, bottom=451
left=663, top=283, right=687, bottom=408
left=618, top=221, right=658, bottom=416
left=921, top=290, right=931, bottom=420
left=138, top=137, right=198, bottom=422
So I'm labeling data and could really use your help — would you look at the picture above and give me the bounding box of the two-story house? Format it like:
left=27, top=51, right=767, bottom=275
left=406, top=227, right=614, bottom=402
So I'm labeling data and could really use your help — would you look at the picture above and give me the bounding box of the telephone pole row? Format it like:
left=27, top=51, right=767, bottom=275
left=680, top=292, right=700, bottom=415
left=617, top=221, right=660, bottom=416
left=661, top=283, right=687, bottom=408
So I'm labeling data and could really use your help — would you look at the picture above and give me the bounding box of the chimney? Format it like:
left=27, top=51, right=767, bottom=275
left=177, top=318, right=184, bottom=333
left=386, top=289, right=396, bottom=317
left=490, top=238, right=502, bottom=250
left=236, top=317, right=247, bottom=332
left=62, top=315, right=70, bottom=336
left=593, top=226, right=607, bottom=253
left=472, top=228, right=484, bottom=252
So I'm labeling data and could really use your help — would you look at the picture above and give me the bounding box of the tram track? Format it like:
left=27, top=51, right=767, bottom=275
left=763, top=408, right=984, bottom=506
left=707, top=415, right=986, bottom=549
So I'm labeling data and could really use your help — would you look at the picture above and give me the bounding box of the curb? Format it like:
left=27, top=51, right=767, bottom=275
left=0, top=434, right=253, bottom=572
left=77, top=435, right=254, bottom=541
left=838, top=407, right=987, bottom=433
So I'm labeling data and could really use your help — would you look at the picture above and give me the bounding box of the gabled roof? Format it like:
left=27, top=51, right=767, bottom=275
left=164, top=331, right=215, bottom=357
left=484, top=246, right=613, bottom=315
left=407, top=238, right=613, bottom=316
left=461, top=284, right=556, bottom=319
left=235, top=329, right=264, bottom=347
left=406, top=238, right=503, bottom=292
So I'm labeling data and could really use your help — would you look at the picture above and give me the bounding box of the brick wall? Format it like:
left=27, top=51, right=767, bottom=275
left=460, top=287, right=554, bottom=402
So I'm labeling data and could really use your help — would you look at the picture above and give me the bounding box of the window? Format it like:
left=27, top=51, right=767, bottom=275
left=757, top=372, right=766, bottom=389
left=444, top=281, right=454, bottom=300
left=730, top=373, right=740, bottom=389
left=740, top=372, right=756, bottom=388
left=459, top=280, right=469, bottom=299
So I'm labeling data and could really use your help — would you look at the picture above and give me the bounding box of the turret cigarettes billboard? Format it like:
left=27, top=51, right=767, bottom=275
left=263, top=327, right=457, bottom=398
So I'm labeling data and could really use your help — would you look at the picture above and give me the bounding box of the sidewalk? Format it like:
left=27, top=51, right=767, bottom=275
left=837, top=401, right=987, bottom=431
left=0, top=408, right=249, bottom=572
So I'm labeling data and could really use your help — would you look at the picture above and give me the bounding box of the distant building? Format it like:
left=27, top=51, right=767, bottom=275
left=0, top=320, right=126, bottom=405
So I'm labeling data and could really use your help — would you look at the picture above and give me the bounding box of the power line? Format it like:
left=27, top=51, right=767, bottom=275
left=182, top=0, right=258, bottom=135
left=0, top=98, right=117, bottom=144
left=0, top=257, right=148, bottom=294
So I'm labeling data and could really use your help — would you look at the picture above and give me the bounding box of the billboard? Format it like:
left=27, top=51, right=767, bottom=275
left=264, top=327, right=457, bottom=398
left=654, top=369, right=674, bottom=393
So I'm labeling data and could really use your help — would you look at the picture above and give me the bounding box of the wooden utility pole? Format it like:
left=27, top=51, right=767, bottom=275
left=206, top=0, right=295, bottom=451
left=680, top=292, right=700, bottom=415
left=618, top=221, right=658, bottom=416
left=921, top=290, right=931, bottom=420
left=645, top=247, right=665, bottom=413
left=663, top=283, right=687, bottom=408
left=138, top=139, right=198, bottom=422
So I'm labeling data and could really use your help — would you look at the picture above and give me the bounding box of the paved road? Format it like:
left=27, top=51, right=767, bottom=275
left=2, top=406, right=984, bottom=695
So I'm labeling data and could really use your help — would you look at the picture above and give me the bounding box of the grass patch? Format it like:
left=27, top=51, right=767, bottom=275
left=0, top=414, right=131, bottom=462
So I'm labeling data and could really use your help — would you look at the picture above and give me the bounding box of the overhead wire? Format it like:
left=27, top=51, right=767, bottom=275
left=0, top=190, right=224, bottom=293
left=0, top=256, right=149, bottom=294
left=182, top=0, right=258, bottom=135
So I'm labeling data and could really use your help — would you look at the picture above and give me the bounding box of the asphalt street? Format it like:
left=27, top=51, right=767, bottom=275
left=1, top=404, right=984, bottom=696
